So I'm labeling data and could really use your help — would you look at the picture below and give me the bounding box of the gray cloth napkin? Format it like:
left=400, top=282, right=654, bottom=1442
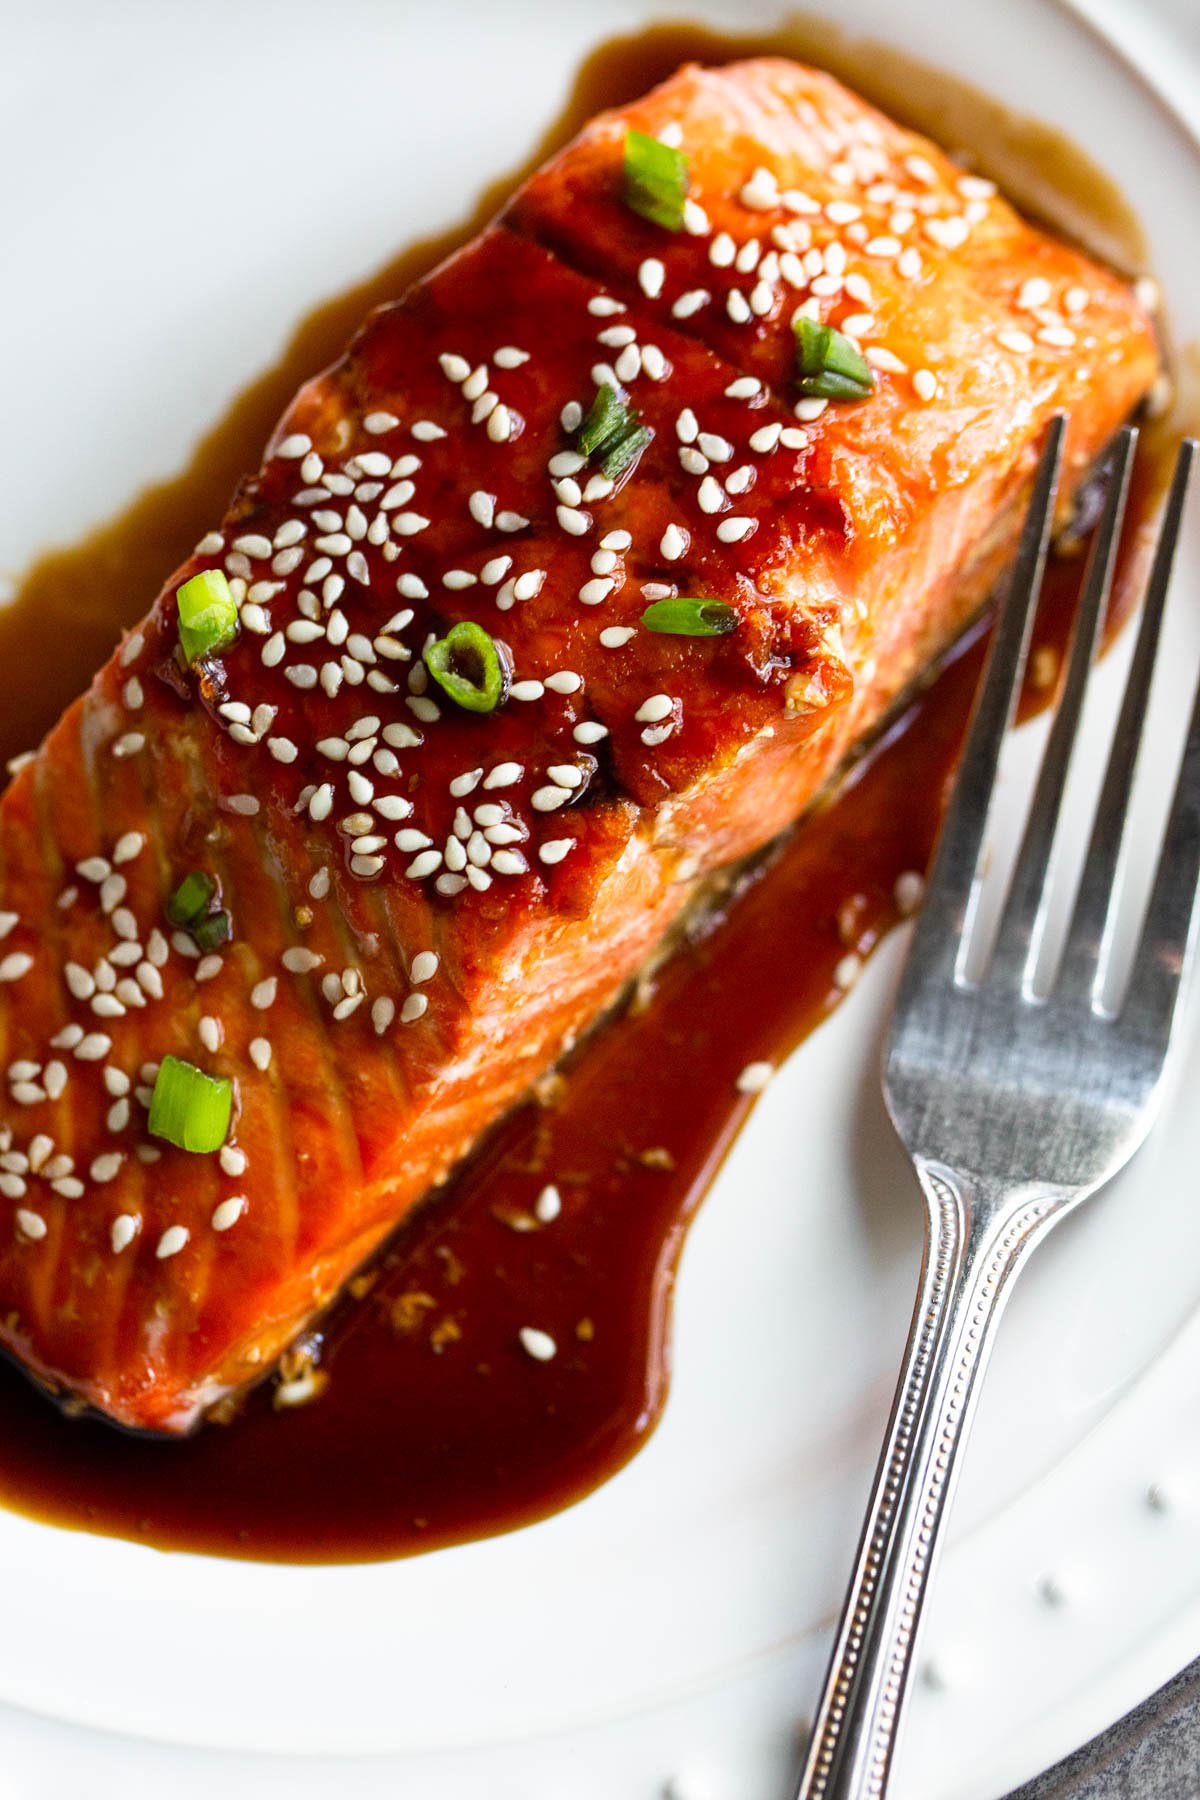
left=1004, top=1658, right=1200, bottom=1798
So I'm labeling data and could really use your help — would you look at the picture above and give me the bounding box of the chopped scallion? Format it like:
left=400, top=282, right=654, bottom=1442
left=577, top=385, right=628, bottom=457
left=166, top=870, right=217, bottom=927
left=599, top=424, right=651, bottom=479
left=644, top=601, right=737, bottom=637
left=176, top=569, right=240, bottom=664
left=424, top=621, right=507, bottom=713
left=191, top=909, right=233, bottom=952
left=641, top=597, right=738, bottom=637
left=623, top=129, right=689, bottom=231
left=575, top=384, right=652, bottom=480
left=148, top=1055, right=233, bottom=1154
left=793, top=317, right=875, bottom=401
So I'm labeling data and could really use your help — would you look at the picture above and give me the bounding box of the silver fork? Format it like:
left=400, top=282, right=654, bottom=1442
left=795, top=417, right=1199, bottom=1800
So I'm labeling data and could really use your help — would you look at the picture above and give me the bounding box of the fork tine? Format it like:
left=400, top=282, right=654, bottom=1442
left=987, top=428, right=1137, bottom=989
left=1120, top=635, right=1200, bottom=1048
left=1057, top=438, right=1197, bottom=1005
left=903, top=415, right=1065, bottom=986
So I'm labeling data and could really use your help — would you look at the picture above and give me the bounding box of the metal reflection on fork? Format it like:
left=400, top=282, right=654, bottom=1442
left=795, top=417, right=1199, bottom=1800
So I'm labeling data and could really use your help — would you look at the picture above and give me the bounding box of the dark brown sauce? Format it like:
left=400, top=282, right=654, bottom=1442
left=0, top=24, right=1183, bottom=1561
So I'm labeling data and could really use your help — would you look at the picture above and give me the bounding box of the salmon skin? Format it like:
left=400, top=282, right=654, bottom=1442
left=0, top=59, right=1157, bottom=1433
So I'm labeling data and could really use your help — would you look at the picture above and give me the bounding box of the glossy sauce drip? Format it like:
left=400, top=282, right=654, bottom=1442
left=0, top=25, right=1180, bottom=1560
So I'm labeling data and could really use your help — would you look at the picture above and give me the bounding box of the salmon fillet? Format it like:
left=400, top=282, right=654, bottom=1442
left=0, top=59, right=1157, bottom=1432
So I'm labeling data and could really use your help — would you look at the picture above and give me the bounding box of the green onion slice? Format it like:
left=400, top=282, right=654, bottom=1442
left=166, top=870, right=217, bottom=927
left=191, top=909, right=233, bottom=952
left=176, top=569, right=240, bottom=664
left=424, top=621, right=507, bottom=714
left=792, top=317, right=875, bottom=401
left=577, top=384, right=629, bottom=456
left=599, top=423, right=652, bottom=480
left=148, top=1055, right=233, bottom=1154
left=575, top=385, right=652, bottom=480
left=642, top=597, right=738, bottom=637
left=623, top=129, right=689, bottom=231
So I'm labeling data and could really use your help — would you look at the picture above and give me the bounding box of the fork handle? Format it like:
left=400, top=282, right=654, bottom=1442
left=794, top=1162, right=1057, bottom=1800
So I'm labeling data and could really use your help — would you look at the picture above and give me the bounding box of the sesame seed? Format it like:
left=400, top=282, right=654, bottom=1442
left=673, top=288, right=711, bottom=321
left=638, top=258, right=666, bottom=298
left=112, top=732, right=145, bottom=759
left=998, top=329, right=1035, bottom=354
left=587, top=296, right=625, bottom=317
left=531, top=785, right=572, bottom=812
left=716, top=517, right=755, bottom=543
left=641, top=345, right=668, bottom=380
left=401, top=993, right=428, bottom=1024
left=16, top=1209, right=47, bottom=1241
left=491, top=849, right=528, bottom=876
left=895, top=870, right=925, bottom=915
left=370, top=996, right=396, bottom=1036
left=212, top=1197, right=247, bottom=1233
left=156, top=1225, right=189, bottom=1260
left=726, top=289, right=752, bottom=325
left=697, top=476, right=726, bottom=515
left=1017, top=277, right=1052, bottom=310
left=406, top=850, right=442, bottom=880
left=483, top=762, right=523, bottom=789
left=573, top=721, right=608, bottom=745
left=487, top=404, right=514, bottom=443
left=282, top=947, right=322, bottom=974
left=494, top=345, right=529, bottom=368
left=736, top=1060, right=774, bottom=1094
left=660, top=524, right=688, bottom=561
left=108, top=1214, right=138, bottom=1254
left=0, top=952, right=33, bottom=984
left=409, top=951, right=439, bottom=985
left=865, top=345, right=908, bottom=374
left=249, top=1038, right=273, bottom=1071
left=740, top=166, right=779, bottom=210
left=535, top=1184, right=562, bottom=1223
left=90, top=1152, right=124, bottom=1184
left=1037, top=324, right=1076, bottom=348
left=834, top=952, right=863, bottom=991
left=635, top=694, right=674, bottom=724
left=518, top=1326, right=557, bottom=1362
left=795, top=397, right=828, bottom=422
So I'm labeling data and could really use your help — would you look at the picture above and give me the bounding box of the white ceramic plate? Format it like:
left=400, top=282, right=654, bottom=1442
left=1, top=3, right=1199, bottom=1797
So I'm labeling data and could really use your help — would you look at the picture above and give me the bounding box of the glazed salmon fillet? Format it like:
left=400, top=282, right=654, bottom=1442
left=0, top=59, right=1157, bottom=1432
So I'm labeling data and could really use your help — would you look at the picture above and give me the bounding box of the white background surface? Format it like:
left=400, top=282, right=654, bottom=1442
left=2, top=2, right=1200, bottom=1796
